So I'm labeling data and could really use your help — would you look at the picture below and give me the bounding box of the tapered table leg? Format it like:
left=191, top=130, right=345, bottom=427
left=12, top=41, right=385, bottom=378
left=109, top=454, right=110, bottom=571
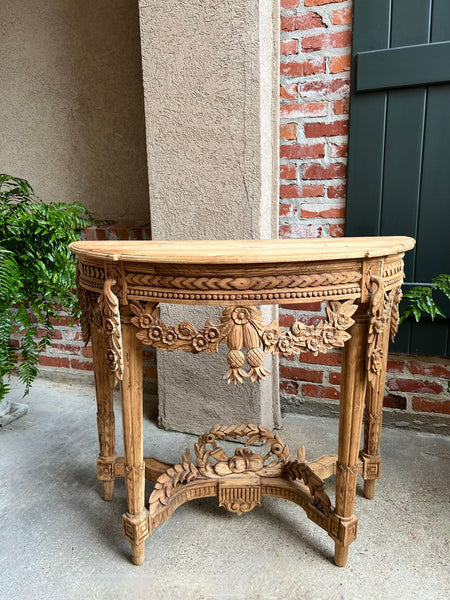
left=120, top=321, right=149, bottom=565
left=333, top=308, right=368, bottom=567
left=361, top=319, right=390, bottom=500
left=91, top=326, right=117, bottom=501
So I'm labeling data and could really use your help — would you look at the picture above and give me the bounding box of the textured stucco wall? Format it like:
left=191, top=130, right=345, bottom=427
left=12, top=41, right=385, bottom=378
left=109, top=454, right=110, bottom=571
left=0, top=0, right=149, bottom=222
left=140, top=0, right=279, bottom=240
left=139, top=0, right=281, bottom=434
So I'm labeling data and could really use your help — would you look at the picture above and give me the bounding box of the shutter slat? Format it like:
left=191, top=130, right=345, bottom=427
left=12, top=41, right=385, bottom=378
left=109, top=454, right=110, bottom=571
left=346, top=95, right=387, bottom=236
left=380, top=0, right=430, bottom=283
left=380, top=89, right=426, bottom=280
left=356, top=42, right=450, bottom=92
left=432, top=0, right=450, bottom=43
left=391, top=0, right=432, bottom=47
left=415, top=85, right=450, bottom=281
left=346, top=0, right=390, bottom=238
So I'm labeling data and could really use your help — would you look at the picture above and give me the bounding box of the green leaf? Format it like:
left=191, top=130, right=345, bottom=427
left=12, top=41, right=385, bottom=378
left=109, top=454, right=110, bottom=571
left=401, top=274, right=449, bottom=323
left=412, top=306, right=421, bottom=322
left=0, top=173, right=94, bottom=402
left=433, top=274, right=450, bottom=300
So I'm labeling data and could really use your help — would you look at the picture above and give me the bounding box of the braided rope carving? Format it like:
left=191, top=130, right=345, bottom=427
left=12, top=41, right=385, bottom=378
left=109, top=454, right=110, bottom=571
left=126, top=271, right=361, bottom=291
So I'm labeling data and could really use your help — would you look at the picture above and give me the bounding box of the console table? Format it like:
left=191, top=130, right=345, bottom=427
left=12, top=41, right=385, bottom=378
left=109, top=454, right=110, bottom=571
left=70, top=237, right=415, bottom=567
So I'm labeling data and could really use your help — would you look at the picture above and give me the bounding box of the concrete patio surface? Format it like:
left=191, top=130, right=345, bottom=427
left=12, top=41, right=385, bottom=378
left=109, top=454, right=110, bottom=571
left=1, top=375, right=449, bottom=600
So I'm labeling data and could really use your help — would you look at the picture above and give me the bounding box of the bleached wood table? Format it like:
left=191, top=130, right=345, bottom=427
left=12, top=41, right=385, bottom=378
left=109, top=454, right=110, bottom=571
left=70, top=237, right=415, bottom=567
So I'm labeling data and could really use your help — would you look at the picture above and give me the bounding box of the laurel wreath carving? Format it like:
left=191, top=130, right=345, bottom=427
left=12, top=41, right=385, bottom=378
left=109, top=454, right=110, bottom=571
left=130, top=299, right=358, bottom=385
left=194, top=423, right=291, bottom=477
left=80, top=263, right=105, bottom=281
left=148, top=423, right=332, bottom=519
left=383, top=259, right=403, bottom=278
left=149, top=424, right=293, bottom=516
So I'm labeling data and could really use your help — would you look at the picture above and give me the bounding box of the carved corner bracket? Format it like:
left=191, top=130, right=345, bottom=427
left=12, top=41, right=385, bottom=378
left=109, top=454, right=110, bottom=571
left=76, top=269, right=124, bottom=386
left=130, top=299, right=358, bottom=385
left=147, top=423, right=333, bottom=533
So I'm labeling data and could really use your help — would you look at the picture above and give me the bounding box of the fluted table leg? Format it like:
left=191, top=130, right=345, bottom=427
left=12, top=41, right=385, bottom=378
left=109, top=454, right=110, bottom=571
left=361, top=319, right=390, bottom=500
left=120, top=321, right=149, bottom=565
left=91, top=326, right=117, bottom=501
left=333, top=308, right=369, bottom=567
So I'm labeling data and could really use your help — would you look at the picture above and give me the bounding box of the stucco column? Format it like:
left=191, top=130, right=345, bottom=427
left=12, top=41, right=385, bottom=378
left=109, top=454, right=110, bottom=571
left=138, top=0, right=280, bottom=434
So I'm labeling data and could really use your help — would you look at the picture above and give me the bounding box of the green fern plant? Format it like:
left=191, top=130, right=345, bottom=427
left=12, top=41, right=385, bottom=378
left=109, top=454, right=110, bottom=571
left=0, top=174, right=93, bottom=403
left=400, top=274, right=450, bottom=324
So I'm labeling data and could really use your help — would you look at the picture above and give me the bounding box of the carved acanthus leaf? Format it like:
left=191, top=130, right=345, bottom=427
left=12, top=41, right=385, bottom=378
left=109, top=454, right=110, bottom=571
left=284, top=459, right=332, bottom=517
left=98, top=279, right=123, bottom=386
left=130, top=299, right=357, bottom=385
left=148, top=449, right=201, bottom=516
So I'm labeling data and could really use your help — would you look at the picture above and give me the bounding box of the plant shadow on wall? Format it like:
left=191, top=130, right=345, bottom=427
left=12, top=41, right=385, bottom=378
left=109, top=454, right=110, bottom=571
left=0, top=175, right=93, bottom=404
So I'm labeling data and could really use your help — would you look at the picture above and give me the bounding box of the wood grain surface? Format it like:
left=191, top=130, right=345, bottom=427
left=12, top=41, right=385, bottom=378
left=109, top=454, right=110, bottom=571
left=70, top=237, right=415, bottom=264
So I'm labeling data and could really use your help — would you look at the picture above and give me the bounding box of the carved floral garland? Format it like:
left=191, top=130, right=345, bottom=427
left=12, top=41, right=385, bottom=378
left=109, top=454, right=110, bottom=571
left=97, top=279, right=123, bottom=385
left=366, top=277, right=403, bottom=387
left=130, top=299, right=358, bottom=385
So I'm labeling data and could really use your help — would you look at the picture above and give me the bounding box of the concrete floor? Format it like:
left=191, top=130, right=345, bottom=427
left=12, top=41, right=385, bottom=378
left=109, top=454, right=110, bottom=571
left=1, top=376, right=449, bottom=600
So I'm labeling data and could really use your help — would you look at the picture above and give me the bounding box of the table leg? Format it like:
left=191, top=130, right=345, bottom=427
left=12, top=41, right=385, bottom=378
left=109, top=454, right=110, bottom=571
left=361, top=320, right=390, bottom=500
left=91, top=326, right=117, bottom=501
left=120, top=322, right=149, bottom=565
left=334, top=308, right=368, bottom=567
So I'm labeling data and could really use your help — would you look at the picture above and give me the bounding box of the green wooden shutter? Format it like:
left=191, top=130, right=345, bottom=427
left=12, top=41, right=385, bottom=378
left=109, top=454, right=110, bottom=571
left=346, top=0, right=450, bottom=357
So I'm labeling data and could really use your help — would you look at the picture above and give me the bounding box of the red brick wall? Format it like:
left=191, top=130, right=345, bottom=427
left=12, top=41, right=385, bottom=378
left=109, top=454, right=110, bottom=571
left=279, top=305, right=450, bottom=420
left=280, top=0, right=351, bottom=239
left=278, top=0, right=450, bottom=421
left=30, top=1, right=449, bottom=423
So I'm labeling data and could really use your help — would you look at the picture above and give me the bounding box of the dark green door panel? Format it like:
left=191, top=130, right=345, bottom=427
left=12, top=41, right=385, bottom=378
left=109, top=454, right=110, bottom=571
left=415, top=85, right=450, bottom=281
left=409, top=320, right=448, bottom=357
left=380, top=88, right=426, bottom=278
left=351, top=0, right=391, bottom=53
left=391, top=0, right=431, bottom=46
left=432, top=0, right=450, bottom=43
left=346, top=0, right=450, bottom=357
left=346, top=0, right=390, bottom=238
left=345, top=94, right=387, bottom=236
